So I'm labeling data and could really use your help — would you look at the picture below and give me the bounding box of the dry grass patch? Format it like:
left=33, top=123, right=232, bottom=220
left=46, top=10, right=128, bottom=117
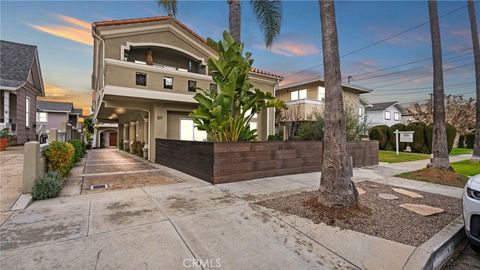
left=396, top=167, right=469, bottom=188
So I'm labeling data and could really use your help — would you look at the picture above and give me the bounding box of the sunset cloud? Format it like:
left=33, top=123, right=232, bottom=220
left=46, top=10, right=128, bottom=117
left=28, top=14, right=92, bottom=46
left=41, top=83, right=91, bottom=115
left=264, top=41, right=320, bottom=57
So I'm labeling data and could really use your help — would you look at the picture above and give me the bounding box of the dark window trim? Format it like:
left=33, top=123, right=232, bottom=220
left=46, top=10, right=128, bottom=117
left=164, top=76, right=173, bottom=89
left=135, top=72, right=147, bottom=86
left=188, top=80, right=197, bottom=92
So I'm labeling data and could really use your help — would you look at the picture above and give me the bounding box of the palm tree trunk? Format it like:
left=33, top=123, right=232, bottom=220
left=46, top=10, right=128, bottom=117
left=428, top=0, right=451, bottom=170
left=468, top=0, right=480, bottom=160
left=318, top=0, right=358, bottom=208
left=228, top=0, right=241, bottom=43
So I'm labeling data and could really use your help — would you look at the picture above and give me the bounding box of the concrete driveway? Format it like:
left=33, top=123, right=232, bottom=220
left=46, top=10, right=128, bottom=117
left=0, top=146, right=24, bottom=224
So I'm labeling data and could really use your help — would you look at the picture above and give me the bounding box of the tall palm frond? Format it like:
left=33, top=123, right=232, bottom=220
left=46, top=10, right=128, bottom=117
left=250, top=0, right=282, bottom=48
left=158, top=0, right=177, bottom=17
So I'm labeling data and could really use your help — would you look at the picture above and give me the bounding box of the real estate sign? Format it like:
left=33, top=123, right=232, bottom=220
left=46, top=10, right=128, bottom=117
left=394, top=130, right=415, bottom=155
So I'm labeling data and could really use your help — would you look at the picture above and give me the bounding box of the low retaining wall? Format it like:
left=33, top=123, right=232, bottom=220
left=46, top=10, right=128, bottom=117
left=156, top=139, right=378, bottom=184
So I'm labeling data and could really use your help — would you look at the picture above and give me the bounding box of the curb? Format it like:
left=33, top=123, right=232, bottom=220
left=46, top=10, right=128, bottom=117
left=402, top=216, right=467, bottom=270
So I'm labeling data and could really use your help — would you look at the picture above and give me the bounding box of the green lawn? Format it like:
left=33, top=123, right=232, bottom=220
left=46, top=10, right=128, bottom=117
left=449, top=148, right=473, bottom=155
left=451, top=160, right=480, bottom=176
left=378, top=150, right=430, bottom=163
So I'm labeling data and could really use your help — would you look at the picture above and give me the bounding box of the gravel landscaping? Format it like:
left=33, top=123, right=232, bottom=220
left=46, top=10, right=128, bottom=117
left=256, top=181, right=461, bottom=247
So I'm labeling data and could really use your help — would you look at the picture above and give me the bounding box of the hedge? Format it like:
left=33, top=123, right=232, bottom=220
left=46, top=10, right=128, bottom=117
left=466, top=132, right=476, bottom=149
left=369, top=125, right=389, bottom=150
left=68, top=139, right=86, bottom=163
left=388, top=123, right=407, bottom=151
left=32, top=171, right=64, bottom=200
left=425, top=123, right=456, bottom=154
left=405, top=122, right=429, bottom=153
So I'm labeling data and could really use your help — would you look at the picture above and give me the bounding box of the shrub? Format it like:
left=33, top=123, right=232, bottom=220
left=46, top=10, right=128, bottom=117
left=44, top=141, right=75, bottom=176
left=131, top=141, right=145, bottom=157
left=267, top=134, right=282, bottom=141
left=68, top=139, right=86, bottom=163
left=119, top=142, right=124, bottom=150
left=298, top=112, right=325, bottom=140
left=466, top=132, right=475, bottom=149
left=425, top=123, right=456, bottom=153
left=369, top=125, right=389, bottom=150
left=345, top=105, right=369, bottom=141
left=388, top=123, right=407, bottom=151
left=406, top=122, right=429, bottom=153
left=32, top=171, right=64, bottom=200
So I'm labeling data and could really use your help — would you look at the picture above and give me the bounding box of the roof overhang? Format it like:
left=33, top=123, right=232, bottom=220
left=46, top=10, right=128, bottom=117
left=277, top=78, right=372, bottom=94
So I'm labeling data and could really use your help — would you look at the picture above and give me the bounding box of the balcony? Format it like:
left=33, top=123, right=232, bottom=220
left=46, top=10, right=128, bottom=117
left=283, top=99, right=324, bottom=121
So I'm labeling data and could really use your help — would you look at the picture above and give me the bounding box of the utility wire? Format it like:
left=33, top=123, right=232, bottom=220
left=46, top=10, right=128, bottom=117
left=373, top=81, right=475, bottom=92
left=282, top=4, right=468, bottom=79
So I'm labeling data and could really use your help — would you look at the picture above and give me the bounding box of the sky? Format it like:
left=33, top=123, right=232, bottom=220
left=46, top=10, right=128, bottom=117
left=1, top=0, right=478, bottom=115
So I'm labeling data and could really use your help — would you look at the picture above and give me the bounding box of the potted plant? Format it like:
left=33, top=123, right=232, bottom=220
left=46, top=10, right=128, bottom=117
left=0, top=128, right=13, bottom=151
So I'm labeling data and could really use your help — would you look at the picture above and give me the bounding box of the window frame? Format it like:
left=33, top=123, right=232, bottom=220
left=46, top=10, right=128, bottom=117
left=394, top=112, right=400, bottom=121
left=163, top=76, right=173, bottom=89
left=318, top=86, right=326, bottom=101
left=358, top=107, right=363, bottom=116
left=25, top=97, right=30, bottom=128
left=290, top=89, right=307, bottom=101
left=37, top=112, right=48, bottom=122
left=135, top=72, right=147, bottom=86
left=188, top=80, right=197, bottom=92
left=384, top=111, right=391, bottom=120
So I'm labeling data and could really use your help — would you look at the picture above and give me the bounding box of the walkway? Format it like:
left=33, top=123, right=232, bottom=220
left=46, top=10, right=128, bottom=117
left=0, top=146, right=24, bottom=224
left=0, top=152, right=474, bottom=269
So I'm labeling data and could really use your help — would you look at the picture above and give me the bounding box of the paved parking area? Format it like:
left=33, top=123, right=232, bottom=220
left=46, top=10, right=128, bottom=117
left=81, top=149, right=184, bottom=193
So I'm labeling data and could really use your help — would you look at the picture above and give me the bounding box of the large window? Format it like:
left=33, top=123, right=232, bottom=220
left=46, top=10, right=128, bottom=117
left=318, top=86, right=325, bottom=101
left=37, top=112, right=48, bottom=122
left=164, top=76, right=173, bottom=89
left=290, top=89, right=307, bottom=100
left=180, top=119, right=207, bottom=141
left=394, top=112, right=400, bottom=121
left=136, top=72, right=147, bottom=86
left=384, top=111, right=391, bottom=120
left=25, top=97, right=30, bottom=127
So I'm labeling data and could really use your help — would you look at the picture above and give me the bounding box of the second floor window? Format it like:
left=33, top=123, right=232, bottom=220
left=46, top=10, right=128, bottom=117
left=136, top=72, right=147, bottom=86
left=358, top=107, right=363, bottom=116
left=290, top=89, right=307, bottom=101
left=318, top=86, right=325, bottom=101
left=394, top=112, right=400, bottom=121
left=188, top=80, right=197, bottom=92
left=385, top=111, right=391, bottom=120
left=164, top=76, right=173, bottom=89
left=25, top=97, right=30, bottom=128
left=37, top=112, right=48, bottom=122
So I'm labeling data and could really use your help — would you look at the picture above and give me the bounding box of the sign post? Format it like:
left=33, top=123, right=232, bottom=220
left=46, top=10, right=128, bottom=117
left=394, top=130, right=414, bottom=155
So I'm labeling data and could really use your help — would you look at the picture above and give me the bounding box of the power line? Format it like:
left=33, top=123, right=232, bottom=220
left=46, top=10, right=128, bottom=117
left=396, top=90, right=475, bottom=105
left=370, top=87, right=475, bottom=96
left=373, top=81, right=475, bottom=92
left=283, top=4, right=468, bottom=79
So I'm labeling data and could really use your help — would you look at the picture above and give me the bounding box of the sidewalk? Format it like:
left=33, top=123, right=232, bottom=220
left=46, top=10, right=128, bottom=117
left=0, top=146, right=24, bottom=225
left=0, top=153, right=470, bottom=269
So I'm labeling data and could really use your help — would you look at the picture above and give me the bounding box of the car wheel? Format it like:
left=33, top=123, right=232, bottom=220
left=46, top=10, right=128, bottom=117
left=470, top=241, right=480, bottom=253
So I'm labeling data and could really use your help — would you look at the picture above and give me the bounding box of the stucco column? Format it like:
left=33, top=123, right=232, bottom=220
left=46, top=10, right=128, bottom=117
left=143, top=117, right=148, bottom=159
left=129, top=121, right=136, bottom=153
left=123, top=123, right=129, bottom=150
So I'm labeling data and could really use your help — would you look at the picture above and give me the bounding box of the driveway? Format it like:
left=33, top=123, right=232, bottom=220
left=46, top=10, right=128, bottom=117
left=0, top=146, right=24, bottom=224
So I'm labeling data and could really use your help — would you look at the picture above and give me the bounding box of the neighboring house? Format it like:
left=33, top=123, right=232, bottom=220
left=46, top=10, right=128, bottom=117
left=91, top=16, right=282, bottom=161
left=0, top=40, right=45, bottom=144
left=275, top=78, right=372, bottom=122
left=365, top=101, right=406, bottom=127
left=36, top=101, right=82, bottom=142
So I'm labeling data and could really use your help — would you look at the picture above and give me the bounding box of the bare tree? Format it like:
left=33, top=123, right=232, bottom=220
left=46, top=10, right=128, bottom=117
left=318, top=0, right=358, bottom=208
left=428, top=0, right=451, bottom=170
left=468, top=0, right=480, bottom=160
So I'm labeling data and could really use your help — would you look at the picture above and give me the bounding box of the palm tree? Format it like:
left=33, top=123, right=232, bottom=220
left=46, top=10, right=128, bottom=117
left=468, top=0, right=480, bottom=161
left=318, top=0, right=358, bottom=208
left=427, top=0, right=451, bottom=170
left=159, top=0, right=282, bottom=48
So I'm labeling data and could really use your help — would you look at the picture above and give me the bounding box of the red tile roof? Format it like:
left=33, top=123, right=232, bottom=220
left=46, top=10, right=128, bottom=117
left=93, top=16, right=283, bottom=80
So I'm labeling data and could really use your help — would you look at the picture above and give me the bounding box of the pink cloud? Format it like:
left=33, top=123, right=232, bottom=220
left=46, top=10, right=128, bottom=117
left=266, top=41, right=320, bottom=57
left=28, top=14, right=93, bottom=46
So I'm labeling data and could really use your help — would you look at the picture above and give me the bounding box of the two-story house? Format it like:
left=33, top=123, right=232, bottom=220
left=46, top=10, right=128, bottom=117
left=365, top=101, right=406, bottom=127
left=275, top=78, right=372, bottom=122
left=0, top=40, right=45, bottom=144
left=36, top=100, right=82, bottom=142
left=91, top=16, right=282, bottom=162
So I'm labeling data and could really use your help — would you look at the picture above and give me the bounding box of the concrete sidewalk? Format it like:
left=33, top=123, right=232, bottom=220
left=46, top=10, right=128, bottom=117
left=0, top=146, right=24, bottom=225
left=0, top=154, right=468, bottom=269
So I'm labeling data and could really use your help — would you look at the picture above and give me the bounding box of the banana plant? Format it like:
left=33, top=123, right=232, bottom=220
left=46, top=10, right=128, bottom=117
left=189, top=31, right=286, bottom=142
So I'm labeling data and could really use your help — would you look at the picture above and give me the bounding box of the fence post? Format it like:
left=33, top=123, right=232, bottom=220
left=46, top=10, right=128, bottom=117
left=23, top=141, right=40, bottom=193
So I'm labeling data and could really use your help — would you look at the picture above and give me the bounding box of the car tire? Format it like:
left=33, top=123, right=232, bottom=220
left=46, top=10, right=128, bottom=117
left=470, top=241, right=480, bottom=253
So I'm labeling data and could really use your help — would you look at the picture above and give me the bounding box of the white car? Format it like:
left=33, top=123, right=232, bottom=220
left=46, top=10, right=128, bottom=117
left=463, top=174, right=480, bottom=252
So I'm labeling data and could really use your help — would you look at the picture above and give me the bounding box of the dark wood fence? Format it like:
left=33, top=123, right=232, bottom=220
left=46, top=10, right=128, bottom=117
left=156, top=139, right=378, bottom=184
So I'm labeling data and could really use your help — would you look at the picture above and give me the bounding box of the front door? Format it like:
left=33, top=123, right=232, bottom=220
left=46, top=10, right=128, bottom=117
left=109, top=132, right=117, bottom=146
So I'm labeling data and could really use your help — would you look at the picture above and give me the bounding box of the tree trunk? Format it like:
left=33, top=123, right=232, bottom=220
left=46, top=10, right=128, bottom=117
left=228, top=0, right=241, bottom=44
left=468, top=0, right=480, bottom=160
left=318, top=0, right=358, bottom=208
left=428, top=0, right=451, bottom=170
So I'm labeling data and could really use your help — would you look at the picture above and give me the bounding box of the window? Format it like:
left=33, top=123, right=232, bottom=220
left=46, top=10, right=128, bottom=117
left=318, top=86, right=325, bottom=101
left=209, top=83, right=217, bottom=91
left=188, top=80, right=197, bottom=92
left=37, top=112, right=47, bottom=122
left=290, top=89, right=307, bottom=100
left=384, top=111, right=391, bottom=120
left=358, top=107, right=363, bottom=116
left=180, top=119, right=207, bottom=141
left=25, top=97, right=30, bottom=127
left=394, top=112, right=400, bottom=121
left=163, top=76, right=173, bottom=89
left=135, top=72, right=147, bottom=86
